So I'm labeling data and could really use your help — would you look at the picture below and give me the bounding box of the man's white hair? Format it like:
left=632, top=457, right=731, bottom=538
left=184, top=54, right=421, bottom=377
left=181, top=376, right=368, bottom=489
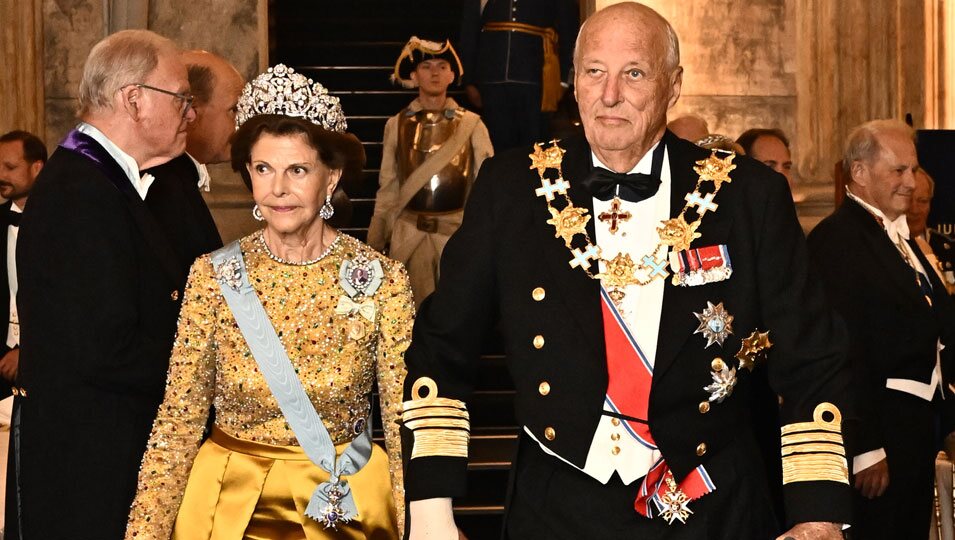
left=573, top=2, right=681, bottom=73
left=843, top=119, right=916, bottom=178
left=78, top=29, right=178, bottom=116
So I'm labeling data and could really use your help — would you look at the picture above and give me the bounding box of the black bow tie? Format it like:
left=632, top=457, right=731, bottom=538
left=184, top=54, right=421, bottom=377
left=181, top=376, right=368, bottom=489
left=582, top=140, right=666, bottom=203
left=582, top=168, right=661, bottom=202
left=2, top=211, right=21, bottom=227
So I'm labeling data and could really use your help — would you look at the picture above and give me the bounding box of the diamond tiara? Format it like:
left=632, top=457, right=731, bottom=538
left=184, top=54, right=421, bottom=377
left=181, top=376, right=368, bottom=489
left=235, top=64, right=347, bottom=132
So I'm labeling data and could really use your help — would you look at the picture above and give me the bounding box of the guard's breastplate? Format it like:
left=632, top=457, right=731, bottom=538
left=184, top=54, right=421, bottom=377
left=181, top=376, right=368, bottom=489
left=396, top=108, right=473, bottom=213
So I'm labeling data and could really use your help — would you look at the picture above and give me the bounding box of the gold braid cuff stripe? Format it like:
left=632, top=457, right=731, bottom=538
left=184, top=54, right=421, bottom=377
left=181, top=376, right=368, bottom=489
left=402, top=377, right=471, bottom=459
left=781, top=431, right=844, bottom=446
left=529, top=140, right=737, bottom=291
left=779, top=403, right=848, bottom=484
left=781, top=442, right=846, bottom=457
left=782, top=454, right=849, bottom=485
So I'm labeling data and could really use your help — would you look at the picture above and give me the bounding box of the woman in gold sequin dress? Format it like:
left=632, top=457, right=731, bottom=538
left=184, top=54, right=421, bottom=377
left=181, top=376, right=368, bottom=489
left=125, top=65, right=413, bottom=540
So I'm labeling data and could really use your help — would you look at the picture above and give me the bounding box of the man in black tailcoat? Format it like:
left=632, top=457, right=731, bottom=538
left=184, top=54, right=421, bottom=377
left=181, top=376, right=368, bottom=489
left=403, top=3, right=850, bottom=540
left=9, top=30, right=197, bottom=539
left=808, top=120, right=955, bottom=539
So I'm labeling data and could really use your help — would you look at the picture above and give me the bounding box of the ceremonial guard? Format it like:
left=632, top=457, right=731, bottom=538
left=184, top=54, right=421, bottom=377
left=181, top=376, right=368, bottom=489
left=459, top=0, right=579, bottom=150
left=403, top=4, right=850, bottom=540
left=368, top=37, right=493, bottom=303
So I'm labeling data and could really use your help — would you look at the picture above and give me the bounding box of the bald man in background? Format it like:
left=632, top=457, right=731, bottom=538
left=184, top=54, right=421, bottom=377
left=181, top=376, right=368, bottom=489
left=143, top=50, right=241, bottom=272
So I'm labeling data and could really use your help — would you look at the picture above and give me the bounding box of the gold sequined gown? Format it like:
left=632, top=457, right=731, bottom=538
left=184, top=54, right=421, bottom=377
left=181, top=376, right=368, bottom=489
left=125, top=231, right=413, bottom=540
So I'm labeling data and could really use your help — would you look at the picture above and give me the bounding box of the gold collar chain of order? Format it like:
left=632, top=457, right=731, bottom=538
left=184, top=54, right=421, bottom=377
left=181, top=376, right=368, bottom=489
left=530, top=140, right=737, bottom=303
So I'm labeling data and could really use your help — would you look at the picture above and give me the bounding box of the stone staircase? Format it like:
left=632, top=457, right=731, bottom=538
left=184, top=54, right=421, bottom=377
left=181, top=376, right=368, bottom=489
left=272, top=2, right=517, bottom=538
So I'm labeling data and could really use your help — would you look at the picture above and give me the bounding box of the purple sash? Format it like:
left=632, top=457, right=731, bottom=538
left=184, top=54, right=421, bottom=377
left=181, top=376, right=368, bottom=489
left=58, top=129, right=185, bottom=287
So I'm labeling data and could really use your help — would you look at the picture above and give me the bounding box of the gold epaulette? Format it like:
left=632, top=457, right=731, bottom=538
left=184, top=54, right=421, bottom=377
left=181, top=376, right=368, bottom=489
left=780, top=402, right=849, bottom=485
left=402, top=377, right=470, bottom=459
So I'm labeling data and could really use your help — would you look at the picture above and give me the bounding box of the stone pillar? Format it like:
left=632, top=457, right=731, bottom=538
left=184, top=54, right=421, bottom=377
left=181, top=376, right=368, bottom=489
left=0, top=0, right=45, bottom=138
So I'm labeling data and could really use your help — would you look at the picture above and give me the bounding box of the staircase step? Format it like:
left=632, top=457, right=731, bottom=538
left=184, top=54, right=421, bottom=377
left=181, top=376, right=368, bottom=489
left=345, top=117, right=390, bottom=145
left=290, top=42, right=405, bottom=70
left=299, top=66, right=398, bottom=92
left=455, top=514, right=504, bottom=540
left=336, top=91, right=420, bottom=117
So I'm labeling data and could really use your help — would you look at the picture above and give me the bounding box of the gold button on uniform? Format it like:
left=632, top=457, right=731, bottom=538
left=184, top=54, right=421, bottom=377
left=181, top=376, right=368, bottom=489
left=532, top=287, right=546, bottom=301
left=171, top=290, right=180, bottom=301
left=533, top=335, right=545, bottom=349
left=11, top=388, right=18, bottom=397
left=611, top=418, right=620, bottom=427
left=698, top=401, right=710, bottom=414
left=711, top=358, right=725, bottom=371
left=611, top=432, right=620, bottom=441
left=538, top=381, right=550, bottom=396
left=18, top=388, right=26, bottom=398
left=544, top=427, right=556, bottom=441
left=611, top=446, right=621, bottom=455
left=696, top=443, right=707, bottom=456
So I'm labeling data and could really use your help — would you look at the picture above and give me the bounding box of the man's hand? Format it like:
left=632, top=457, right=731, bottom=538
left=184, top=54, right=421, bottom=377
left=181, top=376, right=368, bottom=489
left=0, top=348, right=19, bottom=381
left=465, top=85, right=482, bottom=109
left=854, top=458, right=889, bottom=499
left=776, top=521, right=843, bottom=540
left=409, top=498, right=458, bottom=540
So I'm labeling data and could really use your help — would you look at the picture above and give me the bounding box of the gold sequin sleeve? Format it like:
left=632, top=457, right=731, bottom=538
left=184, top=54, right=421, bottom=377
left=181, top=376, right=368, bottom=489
left=376, top=260, right=414, bottom=533
left=125, top=256, right=218, bottom=540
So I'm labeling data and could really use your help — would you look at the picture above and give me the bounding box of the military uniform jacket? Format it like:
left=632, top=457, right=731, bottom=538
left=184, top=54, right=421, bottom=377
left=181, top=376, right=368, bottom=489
left=402, top=132, right=852, bottom=526
left=459, top=0, right=578, bottom=86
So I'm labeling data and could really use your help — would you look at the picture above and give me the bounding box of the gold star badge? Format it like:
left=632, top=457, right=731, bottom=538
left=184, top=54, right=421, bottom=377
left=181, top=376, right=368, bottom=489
left=597, top=253, right=640, bottom=290
left=657, top=215, right=702, bottom=253
left=736, top=330, right=772, bottom=371
left=529, top=141, right=566, bottom=175
left=547, top=204, right=590, bottom=247
left=693, top=151, right=737, bottom=190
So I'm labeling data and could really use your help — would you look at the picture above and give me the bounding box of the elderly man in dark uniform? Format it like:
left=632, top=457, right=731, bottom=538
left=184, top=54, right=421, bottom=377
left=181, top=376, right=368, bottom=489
left=403, top=3, right=850, bottom=540
left=459, top=0, right=579, bottom=151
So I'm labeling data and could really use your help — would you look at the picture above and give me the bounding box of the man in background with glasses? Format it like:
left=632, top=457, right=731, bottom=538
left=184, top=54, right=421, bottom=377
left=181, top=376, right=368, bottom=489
left=141, top=50, right=244, bottom=279
left=7, top=29, right=200, bottom=539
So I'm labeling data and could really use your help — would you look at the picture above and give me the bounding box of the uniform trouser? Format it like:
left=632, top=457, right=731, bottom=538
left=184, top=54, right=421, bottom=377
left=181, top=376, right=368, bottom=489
left=850, top=391, right=936, bottom=539
left=503, top=433, right=780, bottom=540
left=389, top=211, right=461, bottom=305
left=479, top=83, right=544, bottom=152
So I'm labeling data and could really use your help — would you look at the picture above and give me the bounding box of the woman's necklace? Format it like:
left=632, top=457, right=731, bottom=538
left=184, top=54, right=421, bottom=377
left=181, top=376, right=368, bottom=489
left=261, top=227, right=340, bottom=266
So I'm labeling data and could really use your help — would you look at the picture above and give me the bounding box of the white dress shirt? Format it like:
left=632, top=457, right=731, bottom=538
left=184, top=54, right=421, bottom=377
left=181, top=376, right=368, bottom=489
left=525, top=142, right=671, bottom=485
left=76, top=122, right=154, bottom=200
left=845, top=189, right=944, bottom=474
left=6, top=203, right=22, bottom=349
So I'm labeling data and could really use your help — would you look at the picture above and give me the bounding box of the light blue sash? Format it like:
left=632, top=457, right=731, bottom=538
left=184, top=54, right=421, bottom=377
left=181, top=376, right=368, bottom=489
left=211, top=240, right=372, bottom=528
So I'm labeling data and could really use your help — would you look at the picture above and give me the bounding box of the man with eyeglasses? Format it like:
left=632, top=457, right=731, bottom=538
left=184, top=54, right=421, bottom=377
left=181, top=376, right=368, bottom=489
left=7, top=29, right=200, bottom=539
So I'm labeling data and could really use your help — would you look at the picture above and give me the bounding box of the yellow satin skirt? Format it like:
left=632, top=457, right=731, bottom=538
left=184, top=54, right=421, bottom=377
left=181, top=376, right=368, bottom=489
left=171, top=427, right=399, bottom=540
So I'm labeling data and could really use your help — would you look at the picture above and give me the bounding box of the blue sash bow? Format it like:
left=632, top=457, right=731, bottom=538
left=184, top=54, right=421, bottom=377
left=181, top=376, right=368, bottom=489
left=211, top=240, right=372, bottom=528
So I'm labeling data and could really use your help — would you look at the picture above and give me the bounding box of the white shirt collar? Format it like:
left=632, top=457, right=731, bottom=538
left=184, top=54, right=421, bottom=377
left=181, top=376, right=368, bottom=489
left=845, top=188, right=910, bottom=241
left=75, top=122, right=154, bottom=200
left=10, top=203, right=22, bottom=215
left=186, top=153, right=212, bottom=192
left=590, top=140, right=661, bottom=175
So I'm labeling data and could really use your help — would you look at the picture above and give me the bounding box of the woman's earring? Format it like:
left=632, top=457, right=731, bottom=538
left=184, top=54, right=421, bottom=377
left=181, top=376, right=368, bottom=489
left=319, top=194, right=335, bottom=220
left=252, top=204, right=264, bottom=221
